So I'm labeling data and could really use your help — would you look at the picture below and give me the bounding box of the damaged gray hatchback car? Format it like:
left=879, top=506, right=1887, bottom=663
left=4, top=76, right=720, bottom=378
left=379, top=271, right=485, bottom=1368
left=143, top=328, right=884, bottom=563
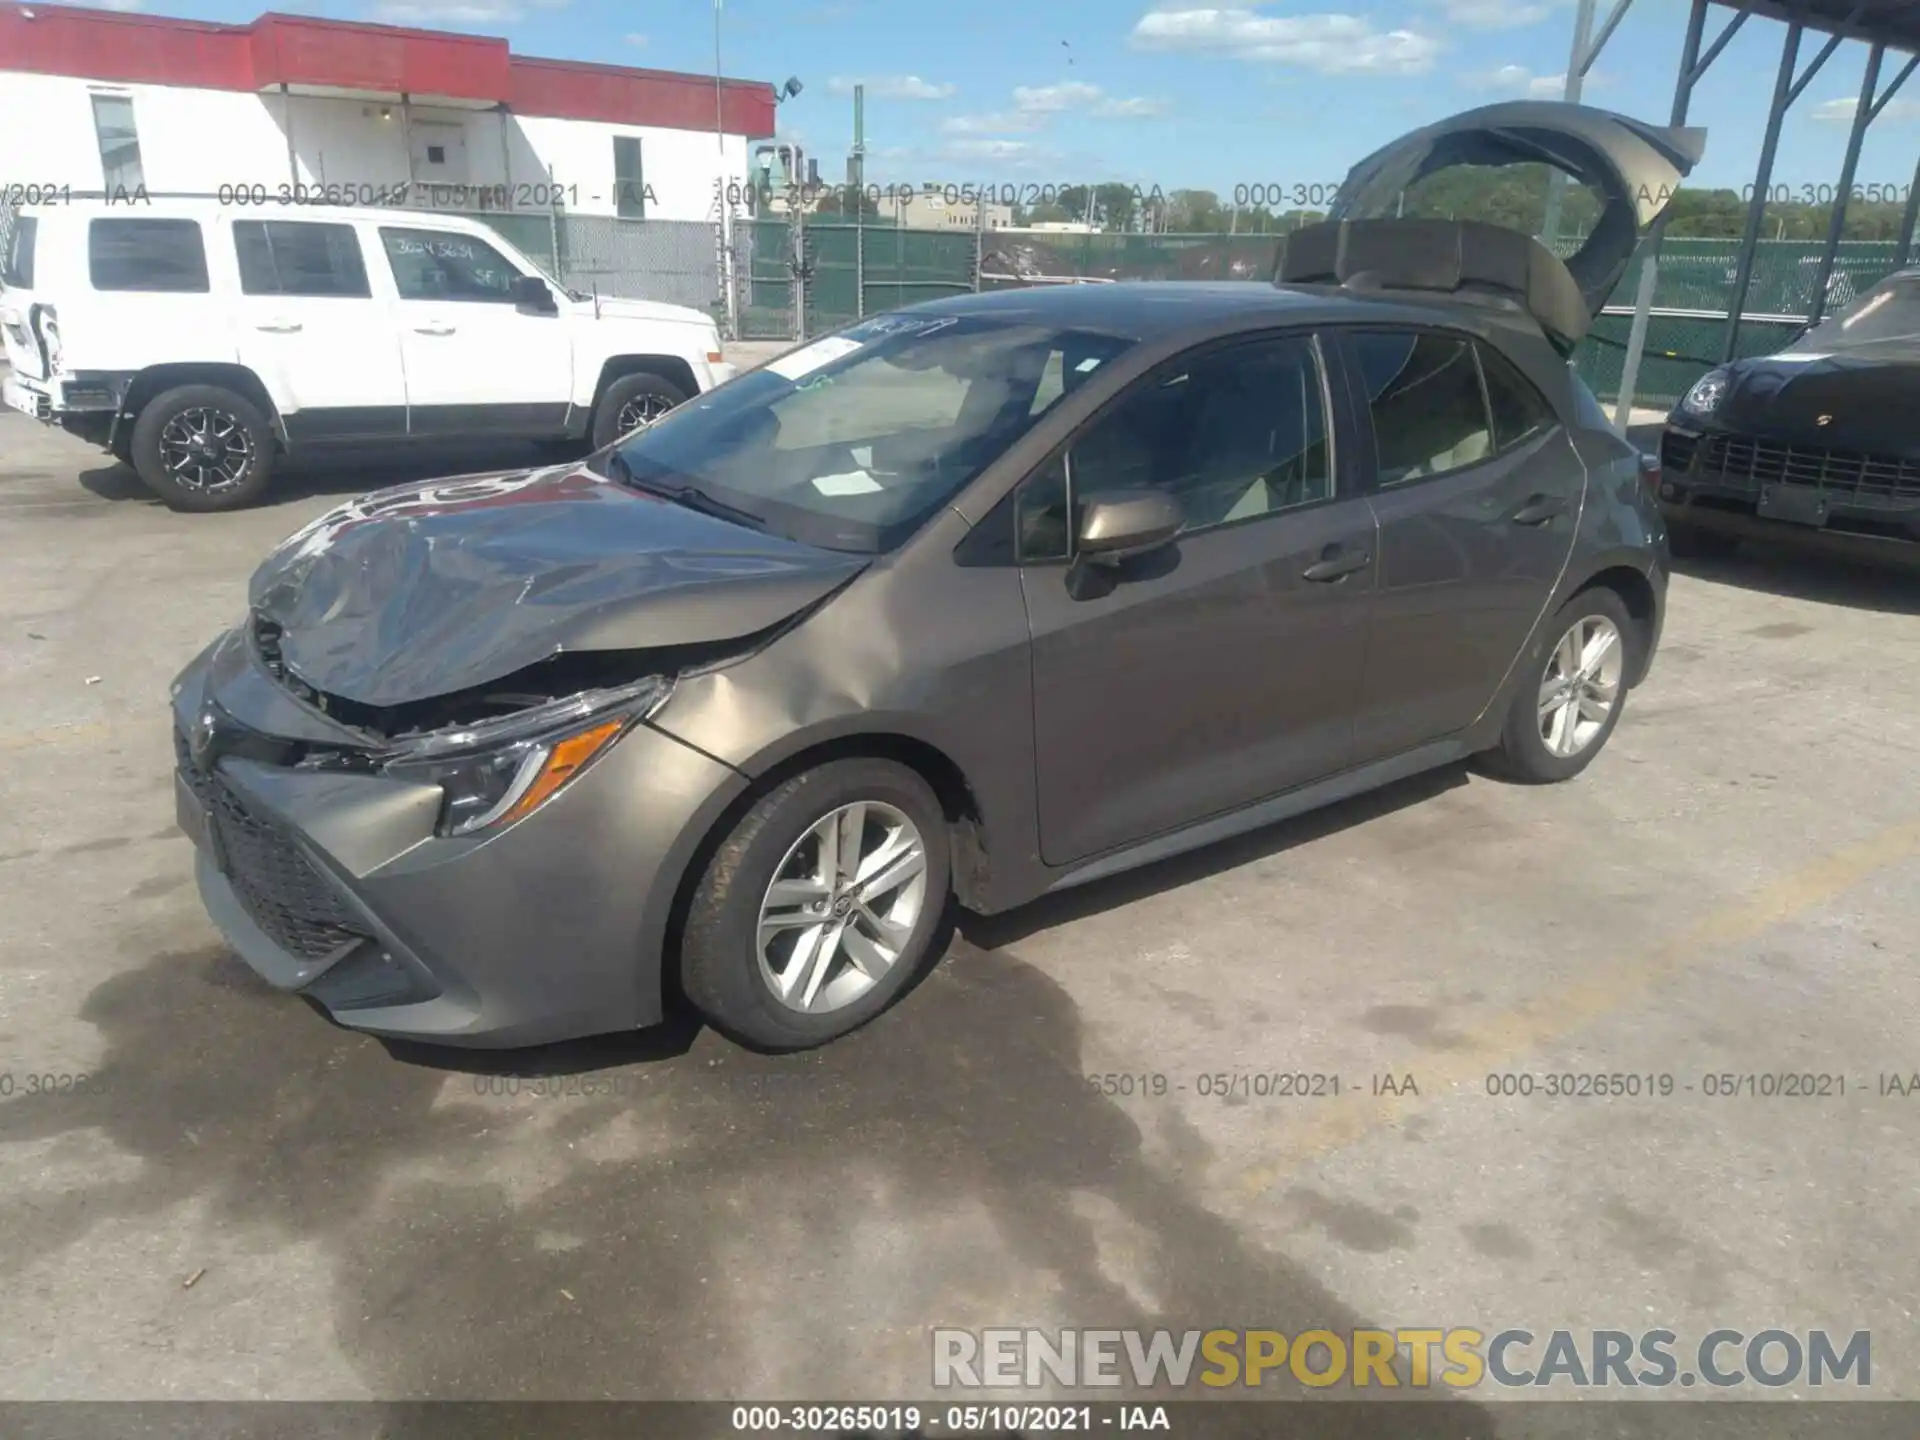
left=171, top=101, right=1695, bottom=1051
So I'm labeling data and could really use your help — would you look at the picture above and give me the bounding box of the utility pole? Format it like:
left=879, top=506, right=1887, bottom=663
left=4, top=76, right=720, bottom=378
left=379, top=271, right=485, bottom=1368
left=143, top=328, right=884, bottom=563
left=713, top=0, right=738, bottom=340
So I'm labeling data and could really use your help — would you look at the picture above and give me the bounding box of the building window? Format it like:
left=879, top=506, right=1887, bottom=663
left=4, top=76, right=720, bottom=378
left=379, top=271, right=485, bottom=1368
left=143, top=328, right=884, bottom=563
left=88, top=219, right=208, bottom=293
left=613, top=136, right=645, bottom=219
left=90, top=94, right=145, bottom=194
left=234, top=221, right=371, bottom=298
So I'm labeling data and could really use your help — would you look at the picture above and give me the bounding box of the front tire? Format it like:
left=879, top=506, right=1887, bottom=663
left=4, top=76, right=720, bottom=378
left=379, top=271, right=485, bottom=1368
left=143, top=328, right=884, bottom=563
left=591, top=372, right=688, bottom=450
left=130, top=385, right=277, bottom=512
left=680, top=759, right=951, bottom=1051
left=1482, top=587, right=1637, bottom=785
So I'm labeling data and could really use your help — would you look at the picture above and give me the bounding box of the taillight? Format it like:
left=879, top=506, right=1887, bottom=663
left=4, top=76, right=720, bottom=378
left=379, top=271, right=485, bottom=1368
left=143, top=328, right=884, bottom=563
left=1637, top=451, right=1660, bottom=492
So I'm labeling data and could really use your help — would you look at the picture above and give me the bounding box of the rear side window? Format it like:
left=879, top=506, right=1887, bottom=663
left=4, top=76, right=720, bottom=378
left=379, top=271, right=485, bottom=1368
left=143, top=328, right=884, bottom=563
left=1349, top=330, right=1492, bottom=486
left=378, top=227, right=519, bottom=302
left=1, top=216, right=34, bottom=288
left=1477, top=342, right=1557, bottom=452
left=88, top=218, right=209, bottom=293
left=234, top=221, right=370, bottom=298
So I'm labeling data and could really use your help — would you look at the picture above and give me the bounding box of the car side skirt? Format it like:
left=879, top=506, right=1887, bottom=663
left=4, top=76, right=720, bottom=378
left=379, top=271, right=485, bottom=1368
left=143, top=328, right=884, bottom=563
left=1043, top=737, right=1474, bottom=896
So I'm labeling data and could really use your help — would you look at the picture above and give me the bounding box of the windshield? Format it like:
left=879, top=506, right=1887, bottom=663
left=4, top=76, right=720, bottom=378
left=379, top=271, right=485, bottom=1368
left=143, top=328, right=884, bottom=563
left=1787, top=273, right=1920, bottom=354
left=594, top=312, right=1136, bottom=552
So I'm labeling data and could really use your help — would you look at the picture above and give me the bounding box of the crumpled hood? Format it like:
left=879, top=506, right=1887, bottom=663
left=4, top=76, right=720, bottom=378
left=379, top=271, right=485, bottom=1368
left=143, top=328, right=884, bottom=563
left=1708, top=352, right=1920, bottom=459
left=248, top=466, right=867, bottom=708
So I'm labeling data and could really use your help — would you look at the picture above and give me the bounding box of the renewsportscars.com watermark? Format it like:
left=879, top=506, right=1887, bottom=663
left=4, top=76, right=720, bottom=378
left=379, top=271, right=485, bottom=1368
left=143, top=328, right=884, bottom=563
left=933, top=1328, right=1871, bottom=1391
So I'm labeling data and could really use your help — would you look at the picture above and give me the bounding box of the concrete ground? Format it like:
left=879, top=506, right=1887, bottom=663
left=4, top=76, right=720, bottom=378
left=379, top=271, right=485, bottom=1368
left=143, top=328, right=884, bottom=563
left=1, top=394, right=1918, bottom=1419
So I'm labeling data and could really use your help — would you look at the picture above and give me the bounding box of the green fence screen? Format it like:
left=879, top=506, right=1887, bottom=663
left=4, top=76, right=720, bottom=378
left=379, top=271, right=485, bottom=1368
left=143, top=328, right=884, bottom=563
left=737, top=223, right=1905, bottom=408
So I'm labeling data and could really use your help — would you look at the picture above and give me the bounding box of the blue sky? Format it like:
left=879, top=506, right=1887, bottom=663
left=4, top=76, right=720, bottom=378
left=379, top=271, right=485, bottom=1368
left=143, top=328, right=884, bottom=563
left=75, top=0, right=1920, bottom=198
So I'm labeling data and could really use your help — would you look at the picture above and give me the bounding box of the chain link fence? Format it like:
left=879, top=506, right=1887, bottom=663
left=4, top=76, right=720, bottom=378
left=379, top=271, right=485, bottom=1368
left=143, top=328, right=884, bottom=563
left=2, top=190, right=1906, bottom=411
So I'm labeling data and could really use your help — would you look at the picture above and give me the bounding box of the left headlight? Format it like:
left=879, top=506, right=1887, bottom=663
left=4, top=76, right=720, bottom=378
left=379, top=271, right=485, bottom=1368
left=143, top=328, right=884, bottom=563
left=1680, top=367, right=1729, bottom=418
left=380, top=674, right=671, bottom=837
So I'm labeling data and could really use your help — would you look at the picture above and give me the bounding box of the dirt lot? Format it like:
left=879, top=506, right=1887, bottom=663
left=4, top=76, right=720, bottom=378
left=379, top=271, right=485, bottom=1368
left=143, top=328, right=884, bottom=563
left=1, top=398, right=1918, bottom=1418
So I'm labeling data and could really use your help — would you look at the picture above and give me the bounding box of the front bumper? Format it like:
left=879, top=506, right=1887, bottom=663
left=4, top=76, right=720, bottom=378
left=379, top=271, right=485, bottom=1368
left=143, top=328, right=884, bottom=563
left=1658, top=422, right=1920, bottom=547
left=171, top=630, right=749, bottom=1048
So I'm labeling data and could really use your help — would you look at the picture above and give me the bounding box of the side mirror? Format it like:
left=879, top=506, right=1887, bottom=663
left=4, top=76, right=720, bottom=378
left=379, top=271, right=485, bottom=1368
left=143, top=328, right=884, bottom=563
left=512, top=274, right=559, bottom=315
left=1075, top=489, right=1183, bottom=564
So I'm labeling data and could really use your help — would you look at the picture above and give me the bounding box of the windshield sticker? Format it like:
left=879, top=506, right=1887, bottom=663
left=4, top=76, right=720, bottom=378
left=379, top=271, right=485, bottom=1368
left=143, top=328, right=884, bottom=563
left=1074, top=356, right=1104, bottom=373
left=812, top=469, right=884, bottom=496
left=766, top=335, right=864, bottom=382
left=844, top=315, right=959, bottom=342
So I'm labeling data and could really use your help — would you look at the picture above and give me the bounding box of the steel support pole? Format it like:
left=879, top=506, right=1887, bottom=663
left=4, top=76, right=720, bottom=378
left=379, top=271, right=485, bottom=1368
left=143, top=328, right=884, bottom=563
left=1897, top=151, right=1920, bottom=269
left=1723, top=23, right=1803, bottom=362
left=1613, top=0, right=1710, bottom=434
left=399, top=94, right=417, bottom=195
left=1542, top=0, right=1597, bottom=247
left=1808, top=43, right=1884, bottom=327
left=281, top=83, right=299, bottom=189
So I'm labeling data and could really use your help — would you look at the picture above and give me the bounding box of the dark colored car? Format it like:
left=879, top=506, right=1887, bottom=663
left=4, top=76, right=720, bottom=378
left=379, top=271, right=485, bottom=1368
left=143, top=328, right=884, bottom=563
left=1658, top=267, right=1920, bottom=559
left=171, top=101, right=1694, bottom=1051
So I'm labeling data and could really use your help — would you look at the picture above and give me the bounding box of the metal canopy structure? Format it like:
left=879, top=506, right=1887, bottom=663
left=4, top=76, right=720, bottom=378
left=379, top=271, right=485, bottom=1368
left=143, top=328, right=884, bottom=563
left=1612, top=0, right=1920, bottom=432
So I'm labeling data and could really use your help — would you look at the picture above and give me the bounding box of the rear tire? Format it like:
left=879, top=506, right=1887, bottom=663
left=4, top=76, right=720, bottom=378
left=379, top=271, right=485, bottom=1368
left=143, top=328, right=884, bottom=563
left=1666, top=519, right=1739, bottom=560
left=680, top=759, right=951, bottom=1052
left=130, top=385, right=277, bottom=512
left=591, top=372, right=688, bottom=450
left=1481, top=587, right=1637, bottom=785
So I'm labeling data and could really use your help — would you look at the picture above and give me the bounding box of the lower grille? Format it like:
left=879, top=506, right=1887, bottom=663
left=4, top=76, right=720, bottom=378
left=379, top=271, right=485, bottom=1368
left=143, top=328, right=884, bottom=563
left=1675, top=431, right=1920, bottom=503
left=178, top=735, right=372, bottom=962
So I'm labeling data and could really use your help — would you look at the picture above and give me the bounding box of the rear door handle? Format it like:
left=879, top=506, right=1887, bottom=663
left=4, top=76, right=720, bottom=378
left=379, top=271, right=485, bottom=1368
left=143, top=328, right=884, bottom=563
left=1302, top=544, right=1371, bottom=583
left=1511, top=493, right=1568, bottom=526
left=413, top=322, right=456, bottom=336
left=255, top=320, right=303, bottom=333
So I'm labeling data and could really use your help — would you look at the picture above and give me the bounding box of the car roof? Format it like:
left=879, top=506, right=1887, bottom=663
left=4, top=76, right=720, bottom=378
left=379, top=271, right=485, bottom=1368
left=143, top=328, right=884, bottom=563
left=905, top=279, right=1505, bottom=343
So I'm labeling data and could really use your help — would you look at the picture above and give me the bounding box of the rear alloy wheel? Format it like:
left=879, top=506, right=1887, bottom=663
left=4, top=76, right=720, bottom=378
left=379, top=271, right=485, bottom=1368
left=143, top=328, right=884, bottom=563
left=591, top=372, right=688, bottom=450
left=130, top=384, right=277, bottom=512
left=680, top=759, right=950, bottom=1051
left=1482, top=587, right=1636, bottom=784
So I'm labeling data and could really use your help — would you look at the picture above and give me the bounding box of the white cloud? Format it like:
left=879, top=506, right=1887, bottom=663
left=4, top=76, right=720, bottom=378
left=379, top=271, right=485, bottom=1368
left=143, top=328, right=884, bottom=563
left=941, top=111, right=1049, bottom=135
left=1012, top=81, right=1103, bottom=112
left=943, top=80, right=1168, bottom=134
left=1462, top=63, right=1583, bottom=97
left=1427, top=0, right=1557, bottom=28
left=945, top=138, right=1035, bottom=159
left=1130, top=9, right=1440, bottom=75
left=827, top=75, right=956, bottom=100
left=1811, top=95, right=1920, bottom=122
left=623, top=31, right=646, bottom=46
left=1092, top=96, right=1172, bottom=118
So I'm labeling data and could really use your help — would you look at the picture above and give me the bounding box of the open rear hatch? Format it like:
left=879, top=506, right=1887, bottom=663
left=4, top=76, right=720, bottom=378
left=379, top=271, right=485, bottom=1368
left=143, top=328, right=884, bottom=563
left=1277, top=100, right=1706, bottom=349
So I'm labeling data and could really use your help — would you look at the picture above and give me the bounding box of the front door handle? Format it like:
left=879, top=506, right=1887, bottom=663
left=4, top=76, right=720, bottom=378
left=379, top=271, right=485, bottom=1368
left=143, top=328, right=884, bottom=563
left=1302, top=544, right=1371, bottom=583
left=1511, top=493, right=1568, bottom=526
left=255, top=320, right=303, bottom=333
left=413, top=322, right=456, bottom=336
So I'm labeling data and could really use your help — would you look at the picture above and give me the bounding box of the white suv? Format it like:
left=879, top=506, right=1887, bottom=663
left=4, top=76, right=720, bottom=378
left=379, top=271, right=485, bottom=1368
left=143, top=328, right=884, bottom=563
left=1, top=201, right=735, bottom=511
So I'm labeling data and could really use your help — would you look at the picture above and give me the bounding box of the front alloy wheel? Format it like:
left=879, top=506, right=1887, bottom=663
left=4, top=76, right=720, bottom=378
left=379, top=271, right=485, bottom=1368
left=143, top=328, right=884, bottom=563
left=756, top=801, right=928, bottom=1014
left=680, top=758, right=951, bottom=1051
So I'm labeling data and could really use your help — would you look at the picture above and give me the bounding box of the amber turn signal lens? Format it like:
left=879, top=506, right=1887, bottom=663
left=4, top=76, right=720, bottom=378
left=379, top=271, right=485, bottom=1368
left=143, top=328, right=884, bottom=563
left=496, top=719, right=627, bottom=829
left=706, top=351, right=726, bottom=363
